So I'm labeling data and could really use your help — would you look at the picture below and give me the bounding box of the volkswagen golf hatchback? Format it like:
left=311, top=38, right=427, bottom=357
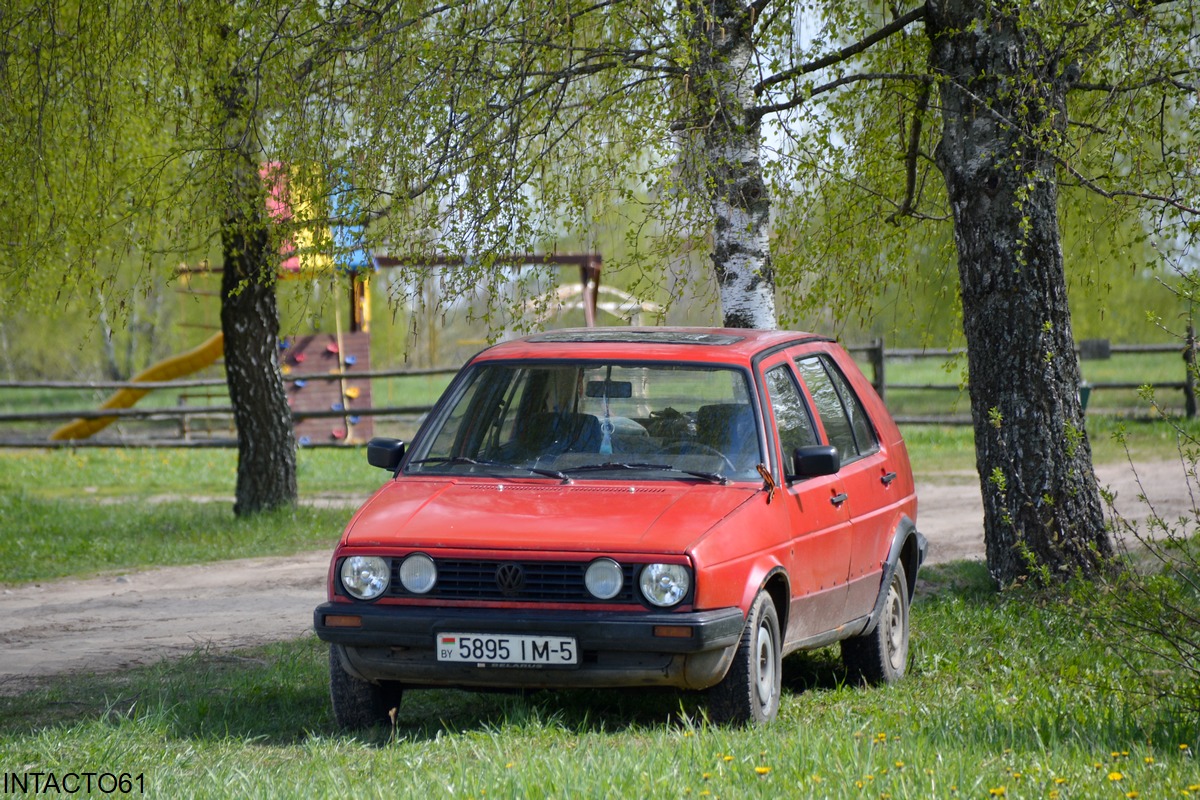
left=314, top=328, right=924, bottom=726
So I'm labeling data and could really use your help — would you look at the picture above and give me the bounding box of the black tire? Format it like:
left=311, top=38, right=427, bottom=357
left=328, top=645, right=404, bottom=729
left=842, top=561, right=910, bottom=685
left=707, top=591, right=782, bottom=725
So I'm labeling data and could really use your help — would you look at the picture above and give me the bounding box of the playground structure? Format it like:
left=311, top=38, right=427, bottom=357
left=49, top=164, right=618, bottom=444
left=49, top=333, right=227, bottom=441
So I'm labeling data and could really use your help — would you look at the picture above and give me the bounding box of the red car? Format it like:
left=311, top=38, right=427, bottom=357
left=314, top=328, right=924, bottom=726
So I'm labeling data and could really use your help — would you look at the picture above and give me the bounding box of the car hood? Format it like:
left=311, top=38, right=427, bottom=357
left=342, top=478, right=759, bottom=554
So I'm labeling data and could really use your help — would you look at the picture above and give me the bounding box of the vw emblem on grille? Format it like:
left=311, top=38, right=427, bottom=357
left=495, top=563, right=526, bottom=596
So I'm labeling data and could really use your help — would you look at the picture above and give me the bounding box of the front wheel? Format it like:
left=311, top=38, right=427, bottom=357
left=329, top=645, right=404, bottom=729
left=842, top=561, right=910, bottom=685
left=707, top=591, right=782, bottom=725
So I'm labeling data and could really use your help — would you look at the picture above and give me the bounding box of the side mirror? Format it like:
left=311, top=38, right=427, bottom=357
left=790, top=444, right=840, bottom=479
left=366, top=438, right=406, bottom=471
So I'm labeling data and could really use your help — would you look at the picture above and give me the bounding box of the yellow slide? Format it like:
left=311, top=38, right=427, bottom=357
left=50, top=332, right=225, bottom=441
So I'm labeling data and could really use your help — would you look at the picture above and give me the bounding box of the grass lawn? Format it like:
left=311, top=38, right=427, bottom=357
left=0, top=563, right=1196, bottom=798
left=0, top=432, right=1197, bottom=798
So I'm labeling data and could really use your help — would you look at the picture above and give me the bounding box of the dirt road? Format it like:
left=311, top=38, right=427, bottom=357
left=1, top=460, right=1191, bottom=695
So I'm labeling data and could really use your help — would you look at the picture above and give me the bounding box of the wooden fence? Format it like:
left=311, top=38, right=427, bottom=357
left=0, top=338, right=1194, bottom=447
left=847, top=337, right=1197, bottom=425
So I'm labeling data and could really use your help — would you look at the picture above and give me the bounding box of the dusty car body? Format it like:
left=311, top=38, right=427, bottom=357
left=314, top=327, right=924, bottom=726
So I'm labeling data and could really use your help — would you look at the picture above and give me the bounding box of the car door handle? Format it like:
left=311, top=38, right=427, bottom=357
left=830, top=492, right=848, bottom=506
left=881, top=471, right=897, bottom=486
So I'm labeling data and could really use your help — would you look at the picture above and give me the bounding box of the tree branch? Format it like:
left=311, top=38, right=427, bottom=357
left=887, top=80, right=932, bottom=224
left=750, top=72, right=932, bottom=120
left=753, top=3, right=927, bottom=97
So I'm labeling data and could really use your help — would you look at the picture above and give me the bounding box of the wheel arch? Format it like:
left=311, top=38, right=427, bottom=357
left=760, top=566, right=791, bottom=639
left=862, top=515, right=926, bottom=635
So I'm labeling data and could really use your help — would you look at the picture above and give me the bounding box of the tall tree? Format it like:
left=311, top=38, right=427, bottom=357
left=768, top=1, right=1197, bottom=585
left=212, top=29, right=297, bottom=515
left=681, top=0, right=777, bottom=328
left=925, top=0, right=1111, bottom=579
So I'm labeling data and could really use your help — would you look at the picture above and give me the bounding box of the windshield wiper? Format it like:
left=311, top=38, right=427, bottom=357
left=560, top=462, right=730, bottom=484
left=407, top=457, right=571, bottom=483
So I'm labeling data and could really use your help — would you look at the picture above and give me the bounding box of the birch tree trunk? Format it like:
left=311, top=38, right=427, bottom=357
left=217, top=60, right=298, bottom=517
left=684, top=0, right=777, bottom=330
left=927, top=0, right=1111, bottom=585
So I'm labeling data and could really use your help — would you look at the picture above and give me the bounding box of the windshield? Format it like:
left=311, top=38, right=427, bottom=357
left=407, top=361, right=762, bottom=482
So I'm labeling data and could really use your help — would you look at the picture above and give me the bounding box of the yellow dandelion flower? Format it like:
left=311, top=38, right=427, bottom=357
left=1125, top=792, right=1139, bottom=799
left=988, top=787, right=1006, bottom=797
left=1189, top=785, right=1200, bottom=792
left=1049, top=792, right=1060, bottom=800
left=699, top=791, right=711, bottom=798
left=1144, top=756, right=1154, bottom=765
left=855, top=781, right=865, bottom=789
left=1108, top=771, right=1124, bottom=782
left=1180, top=744, right=1191, bottom=752
left=894, top=760, right=905, bottom=769
left=505, top=762, right=515, bottom=769
left=754, top=766, right=771, bottom=776
left=723, top=755, right=734, bottom=762
left=1054, top=777, right=1068, bottom=785
left=701, top=773, right=711, bottom=780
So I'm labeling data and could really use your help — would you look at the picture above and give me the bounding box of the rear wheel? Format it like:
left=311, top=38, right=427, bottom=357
left=707, top=591, right=782, bottom=725
left=329, top=645, right=403, bottom=729
left=842, top=561, right=909, bottom=685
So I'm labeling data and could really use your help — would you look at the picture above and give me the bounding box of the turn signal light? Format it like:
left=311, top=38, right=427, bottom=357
left=653, top=625, right=693, bottom=639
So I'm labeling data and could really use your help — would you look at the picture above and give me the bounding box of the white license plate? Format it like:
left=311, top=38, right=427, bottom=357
left=437, top=632, right=578, bottom=666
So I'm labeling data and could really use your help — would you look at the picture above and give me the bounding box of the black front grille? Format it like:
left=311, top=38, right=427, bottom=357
left=390, top=558, right=639, bottom=603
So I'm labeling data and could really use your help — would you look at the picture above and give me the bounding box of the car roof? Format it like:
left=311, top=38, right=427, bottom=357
left=472, top=327, right=832, bottom=364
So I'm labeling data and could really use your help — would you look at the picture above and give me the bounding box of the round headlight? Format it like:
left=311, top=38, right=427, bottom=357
left=585, top=558, right=624, bottom=600
left=340, top=556, right=390, bottom=600
left=398, top=553, right=437, bottom=594
left=639, top=563, right=691, bottom=608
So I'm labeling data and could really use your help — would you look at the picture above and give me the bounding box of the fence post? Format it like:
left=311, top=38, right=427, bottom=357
left=869, top=338, right=886, bottom=402
left=1186, top=325, right=1196, bottom=419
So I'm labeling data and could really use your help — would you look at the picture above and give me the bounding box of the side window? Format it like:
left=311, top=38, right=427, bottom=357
left=765, top=366, right=818, bottom=457
left=829, top=364, right=878, bottom=456
left=794, top=356, right=878, bottom=462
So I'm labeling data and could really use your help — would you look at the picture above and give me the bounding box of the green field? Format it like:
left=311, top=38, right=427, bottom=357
left=0, top=440, right=1197, bottom=798
left=1, top=566, right=1196, bottom=798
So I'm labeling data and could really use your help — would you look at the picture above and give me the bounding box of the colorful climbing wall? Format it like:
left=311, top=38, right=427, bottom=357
left=281, top=331, right=373, bottom=445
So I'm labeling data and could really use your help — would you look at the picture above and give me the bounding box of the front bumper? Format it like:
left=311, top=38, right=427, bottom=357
left=314, top=602, right=746, bottom=691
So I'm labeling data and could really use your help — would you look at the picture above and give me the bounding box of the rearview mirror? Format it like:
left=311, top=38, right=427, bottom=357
left=586, top=380, right=633, bottom=398
left=790, top=445, right=839, bottom=479
left=367, top=438, right=406, bottom=471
